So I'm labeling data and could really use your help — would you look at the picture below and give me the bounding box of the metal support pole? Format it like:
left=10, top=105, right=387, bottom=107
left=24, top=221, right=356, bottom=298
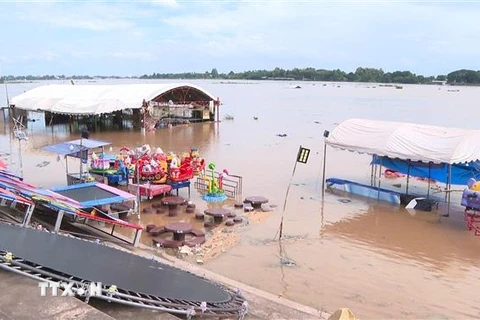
left=447, top=164, right=452, bottom=217
left=22, top=205, right=35, bottom=227
left=133, top=230, right=142, bottom=247
left=377, top=157, right=382, bottom=201
left=321, top=142, right=327, bottom=196
left=18, top=139, right=23, bottom=179
left=54, top=210, right=65, bottom=232
left=427, top=162, right=431, bottom=198
left=445, top=164, right=449, bottom=202
left=406, top=161, right=411, bottom=195
left=79, top=138, right=86, bottom=183
left=370, top=157, right=374, bottom=186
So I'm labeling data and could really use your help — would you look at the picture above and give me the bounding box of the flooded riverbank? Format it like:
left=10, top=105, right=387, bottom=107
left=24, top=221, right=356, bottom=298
left=2, top=79, right=480, bottom=319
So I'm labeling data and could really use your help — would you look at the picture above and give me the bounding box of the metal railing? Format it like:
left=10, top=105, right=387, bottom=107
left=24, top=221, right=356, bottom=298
left=194, top=172, right=243, bottom=200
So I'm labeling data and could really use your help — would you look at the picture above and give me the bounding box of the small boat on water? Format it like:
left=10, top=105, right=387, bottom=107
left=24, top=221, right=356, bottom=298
left=326, top=178, right=402, bottom=204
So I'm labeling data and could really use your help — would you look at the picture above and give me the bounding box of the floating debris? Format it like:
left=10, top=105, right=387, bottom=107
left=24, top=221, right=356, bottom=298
left=36, top=161, right=50, bottom=168
left=244, top=206, right=254, bottom=212
left=261, top=203, right=273, bottom=212
left=233, top=217, right=243, bottom=224
left=179, top=245, right=192, bottom=256
left=279, top=257, right=298, bottom=267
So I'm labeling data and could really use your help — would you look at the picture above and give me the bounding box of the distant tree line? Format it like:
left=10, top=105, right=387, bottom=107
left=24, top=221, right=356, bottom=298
left=140, top=67, right=480, bottom=85
left=2, top=67, right=480, bottom=85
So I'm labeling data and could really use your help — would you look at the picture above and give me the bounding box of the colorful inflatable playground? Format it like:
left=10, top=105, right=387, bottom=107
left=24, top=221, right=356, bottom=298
left=88, top=144, right=205, bottom=188
left=41, top=138, right=242, bottom=204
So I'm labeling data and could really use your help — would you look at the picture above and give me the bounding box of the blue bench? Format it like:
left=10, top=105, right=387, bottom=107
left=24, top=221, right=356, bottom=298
left=169, top=180, right=191, bottom=198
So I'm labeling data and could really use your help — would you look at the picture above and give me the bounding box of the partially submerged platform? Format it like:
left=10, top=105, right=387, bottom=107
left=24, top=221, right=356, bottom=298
left=0, top=166, right=143, bottom=247
left=0, top=222, right=246, bottom=318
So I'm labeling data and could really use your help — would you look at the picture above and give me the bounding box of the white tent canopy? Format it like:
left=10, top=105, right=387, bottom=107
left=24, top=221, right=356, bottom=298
left=10, top=83, right=217, bottom=115
left=325, top=118, right=480, bottom=164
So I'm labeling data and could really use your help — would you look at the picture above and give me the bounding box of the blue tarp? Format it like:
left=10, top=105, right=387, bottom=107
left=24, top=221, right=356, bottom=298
left=371, top=155, right=480, bottom=185
left=42, top=139, right=111, bottom=159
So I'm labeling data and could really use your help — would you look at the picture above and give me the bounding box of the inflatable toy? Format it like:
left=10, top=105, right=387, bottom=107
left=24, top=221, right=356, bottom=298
left=202, top=163, right=227, bottom=203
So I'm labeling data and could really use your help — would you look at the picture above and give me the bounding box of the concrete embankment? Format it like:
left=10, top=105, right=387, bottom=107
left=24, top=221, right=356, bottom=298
left=0, top=270, right=114, bottom=320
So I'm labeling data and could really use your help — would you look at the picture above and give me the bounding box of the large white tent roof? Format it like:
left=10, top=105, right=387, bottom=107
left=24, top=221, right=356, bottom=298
left=10, top=83, right=217, bottom=115
left=325, top=118, right=480, bottom=164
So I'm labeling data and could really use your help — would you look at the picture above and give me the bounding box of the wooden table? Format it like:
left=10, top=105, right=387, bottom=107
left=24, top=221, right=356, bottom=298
left=161, top=196, right=186, bottom=216
left=164, top=222, right=193, bottom=242
left=244, top=196, right=269, bottom=208
left=204, top=208, right=231, bottom=223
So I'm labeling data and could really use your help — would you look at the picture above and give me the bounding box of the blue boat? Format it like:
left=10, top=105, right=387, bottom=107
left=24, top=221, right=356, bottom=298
left=326, top=178, right=401, bottom=204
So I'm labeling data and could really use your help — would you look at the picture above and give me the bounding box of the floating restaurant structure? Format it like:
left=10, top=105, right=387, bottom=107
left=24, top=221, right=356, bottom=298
left=8, top=83, right=221, bottom=130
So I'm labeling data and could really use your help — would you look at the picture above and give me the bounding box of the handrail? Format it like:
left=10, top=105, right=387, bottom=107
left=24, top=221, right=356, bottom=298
left=75, top=210, right=143, bottom=230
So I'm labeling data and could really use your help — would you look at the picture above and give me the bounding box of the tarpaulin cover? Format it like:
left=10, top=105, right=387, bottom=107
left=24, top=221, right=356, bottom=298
left=326, top=118, right=480, bottom=164
left=10, top=83, right=216, bottom=115
left=371, top=156, right=480, bottom=185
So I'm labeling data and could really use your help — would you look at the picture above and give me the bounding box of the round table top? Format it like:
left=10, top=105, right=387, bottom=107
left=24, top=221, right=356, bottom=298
left=165, top=222, right=193, bottom=233
left=245, top=196, right=269, bottom=205
left=161, top=196, right=186, bottom=205
left=204, top=208, right=231, bottom=217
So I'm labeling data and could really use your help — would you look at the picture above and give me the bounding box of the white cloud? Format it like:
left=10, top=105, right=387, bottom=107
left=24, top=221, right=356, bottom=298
left=110, top=52, right=156, bottom=61
left=51, top=16, right=134, bottom=31
left=151, top=0, right=179, bottom=9
left=0, top=56, right=12, bottom=63
left=15, top=2, right=139, bottom=32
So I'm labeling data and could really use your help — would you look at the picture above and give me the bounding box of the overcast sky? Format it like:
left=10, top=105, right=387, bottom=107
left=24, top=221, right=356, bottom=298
left=0, top=0, right=479, bottom=76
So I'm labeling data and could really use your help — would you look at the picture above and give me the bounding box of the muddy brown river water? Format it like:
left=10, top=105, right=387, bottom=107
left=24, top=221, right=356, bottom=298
left=1, top=79, right=480, bottom=319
